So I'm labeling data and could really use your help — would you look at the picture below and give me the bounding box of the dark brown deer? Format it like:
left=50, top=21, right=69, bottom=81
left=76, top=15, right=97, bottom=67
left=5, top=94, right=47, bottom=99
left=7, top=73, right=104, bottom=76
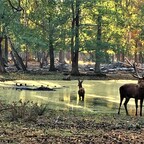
left=118, top=59, right=144, bottom=116
left=78, top=80, right=85, bottom=101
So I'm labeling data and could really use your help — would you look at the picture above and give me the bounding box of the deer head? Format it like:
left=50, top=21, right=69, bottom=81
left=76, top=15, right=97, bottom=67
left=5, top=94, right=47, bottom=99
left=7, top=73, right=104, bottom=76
left=78, top=79, right=83, bottom=88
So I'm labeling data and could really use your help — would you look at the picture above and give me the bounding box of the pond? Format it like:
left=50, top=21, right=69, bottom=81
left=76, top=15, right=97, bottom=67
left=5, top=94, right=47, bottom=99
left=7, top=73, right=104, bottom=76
left=0, top=80, right=137, bottom=114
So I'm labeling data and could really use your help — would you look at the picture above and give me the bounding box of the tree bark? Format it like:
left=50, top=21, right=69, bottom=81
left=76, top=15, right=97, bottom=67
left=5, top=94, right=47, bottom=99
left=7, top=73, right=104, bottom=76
left=49, top=37, right=56, bottom=71
left=25, top=45, right=28, bottom=68
left=10, top=51, right=21, bottom=70
left=0, top=37, right=6, bottom=73
left=8, top=37, right=27, bottom=71
left=48, top=14, right=56, bottom=71
left=4, top=36, right=8, bottom=63
left=59, top=49, right=65, bottom=63
left=95, top=13, right=102, bottom=73
left=71, top=0, right=80, bottom=75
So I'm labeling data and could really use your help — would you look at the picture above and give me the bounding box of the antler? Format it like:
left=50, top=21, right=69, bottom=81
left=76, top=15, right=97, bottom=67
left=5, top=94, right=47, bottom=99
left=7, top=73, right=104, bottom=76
left=125, top=57, right=143, bottom=79
left=133, top=62, right=143, bottom=79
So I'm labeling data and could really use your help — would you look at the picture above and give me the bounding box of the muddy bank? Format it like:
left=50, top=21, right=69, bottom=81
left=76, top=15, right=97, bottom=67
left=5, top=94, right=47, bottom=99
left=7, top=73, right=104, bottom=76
left=0, top=71, right=136, bottom=81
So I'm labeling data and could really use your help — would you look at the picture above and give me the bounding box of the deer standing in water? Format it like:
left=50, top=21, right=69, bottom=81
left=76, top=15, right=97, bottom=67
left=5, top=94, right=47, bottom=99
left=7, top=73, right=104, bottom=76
left=118, top=59, right=144, bottom=116
left=78, top=80, right=85, bottom=101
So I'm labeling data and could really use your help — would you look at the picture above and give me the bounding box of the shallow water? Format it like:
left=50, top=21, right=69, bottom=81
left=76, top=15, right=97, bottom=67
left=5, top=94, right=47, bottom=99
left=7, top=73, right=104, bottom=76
left=0, top=80, right=137, bottom=114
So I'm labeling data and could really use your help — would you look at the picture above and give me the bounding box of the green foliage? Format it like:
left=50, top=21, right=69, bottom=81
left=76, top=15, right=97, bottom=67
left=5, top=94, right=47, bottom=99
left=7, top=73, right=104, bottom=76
left=0, top=0, right=144, bottom=64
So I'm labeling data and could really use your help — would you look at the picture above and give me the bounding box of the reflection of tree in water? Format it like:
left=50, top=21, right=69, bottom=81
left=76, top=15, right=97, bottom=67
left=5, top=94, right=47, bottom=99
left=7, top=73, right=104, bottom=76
left=70, top=91, right=77, bottom=102
left=88, top=97, right=118, bottom=112
left=58, top=87, right=77, bottom=110
left=60, top=88, right=70, bottom=103
left=92, top=98, right=108, bottom=107
left=78, top=100, right=84, bottom=107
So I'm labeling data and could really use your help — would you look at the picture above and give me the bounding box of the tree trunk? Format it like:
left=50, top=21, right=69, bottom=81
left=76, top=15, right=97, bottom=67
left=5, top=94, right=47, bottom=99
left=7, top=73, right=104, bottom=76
left=4, top=36, right=8, bottom=63
left=139, top=51, right=143, bottom=63
left=59, top=49, right=65, bottom=63
left=49, top=37, right=56, bottom=71
left=134, top=40, right=138, bottom=63
left=25, top=45, right=28, bottom=68
left=0, top=37, right=6, bottom=73
left=71, top=0, right=75, bottom=68
left=71, top=0, right=80, bottom=75
left=95, top=13, right=102, bottom=73
left=8, top=37, right=27, bottom=71
left=48, top=13, right=56, bottom=71
left=10, top=51, right=21, bottom=70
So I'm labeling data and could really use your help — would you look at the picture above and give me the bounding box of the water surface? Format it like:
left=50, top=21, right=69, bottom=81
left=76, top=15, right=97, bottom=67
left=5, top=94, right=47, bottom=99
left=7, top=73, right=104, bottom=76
left=0, top=80, right=137, bottom=114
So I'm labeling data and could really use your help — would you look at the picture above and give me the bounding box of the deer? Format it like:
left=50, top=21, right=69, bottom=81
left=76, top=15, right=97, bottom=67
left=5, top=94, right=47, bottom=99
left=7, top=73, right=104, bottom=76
left=118, top=58, right=144, bottom=116
left=78, top=80, right=85, bottom=101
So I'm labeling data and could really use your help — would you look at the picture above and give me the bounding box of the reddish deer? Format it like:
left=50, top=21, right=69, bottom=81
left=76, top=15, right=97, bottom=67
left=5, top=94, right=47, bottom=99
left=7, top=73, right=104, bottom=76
left=118, top=60, right=144, bottom=116
left=78, top=80, right=85, bottom=101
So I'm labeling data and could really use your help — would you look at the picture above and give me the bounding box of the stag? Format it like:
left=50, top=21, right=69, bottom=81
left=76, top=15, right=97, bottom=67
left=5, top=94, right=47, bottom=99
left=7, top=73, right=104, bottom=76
left=118, top=59, right=144, bottom=116
left=78, top=80, right=85, bottom=101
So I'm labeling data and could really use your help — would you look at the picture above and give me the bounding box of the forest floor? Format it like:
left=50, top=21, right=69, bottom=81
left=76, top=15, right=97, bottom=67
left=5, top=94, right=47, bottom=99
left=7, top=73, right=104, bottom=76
left=0, top=62, right=141, bottom=144
left=0, top=106, right=144, bottom=144
left=0, top=71, right=135, bottom=81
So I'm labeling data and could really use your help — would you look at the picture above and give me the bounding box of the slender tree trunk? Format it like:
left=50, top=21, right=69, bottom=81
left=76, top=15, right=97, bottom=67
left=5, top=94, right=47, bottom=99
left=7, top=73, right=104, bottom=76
left=8, top=37, right=27, bottom=71
left=0, top=37, right=6, bottom=73
left=134, top=40, right=138, bottom=63
left=59, top=49, right=65, bottom=63
left=10, top=51, right=21, bottom=70
left=25, top=45, right=28, bottom=68
left=71, top=0, right=80, bottom=75
left=71, top=0, right=75, bottom=67
left=139, top=51, right=143, bottom=63
left=95, top=13, right=102, bottom=73
left=48, top=14, right=55, bottom=71
left=49, top=36, right=55, bottom=71
left=121, top=49, right=125, bottom=62
left=4, top=36, right=8, bottom=63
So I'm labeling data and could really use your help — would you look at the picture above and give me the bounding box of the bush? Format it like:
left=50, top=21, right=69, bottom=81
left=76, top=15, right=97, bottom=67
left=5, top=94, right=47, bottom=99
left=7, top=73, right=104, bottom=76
left=7, top=100, right=47, bottom=122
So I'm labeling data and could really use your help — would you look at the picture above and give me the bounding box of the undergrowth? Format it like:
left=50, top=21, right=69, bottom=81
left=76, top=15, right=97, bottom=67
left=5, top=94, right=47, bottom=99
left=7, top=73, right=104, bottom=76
left=0, top=100, right=47, bottom=122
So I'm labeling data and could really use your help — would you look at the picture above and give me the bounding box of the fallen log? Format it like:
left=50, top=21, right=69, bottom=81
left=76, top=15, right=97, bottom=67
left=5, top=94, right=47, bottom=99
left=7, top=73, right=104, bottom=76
left=3, top=85, right=55, bottom=91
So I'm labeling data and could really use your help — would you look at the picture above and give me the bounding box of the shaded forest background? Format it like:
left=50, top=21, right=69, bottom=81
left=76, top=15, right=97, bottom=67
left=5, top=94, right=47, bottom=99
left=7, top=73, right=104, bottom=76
left=0, top=0, right=144, bottom=75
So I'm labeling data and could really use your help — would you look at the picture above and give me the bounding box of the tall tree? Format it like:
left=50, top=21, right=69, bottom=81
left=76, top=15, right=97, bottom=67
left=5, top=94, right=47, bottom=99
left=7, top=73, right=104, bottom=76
left=95, top=12, right=102, bottom=73
left=71, top=0, right=80, bottom=75
left=0, top=37, right=6, bottom=73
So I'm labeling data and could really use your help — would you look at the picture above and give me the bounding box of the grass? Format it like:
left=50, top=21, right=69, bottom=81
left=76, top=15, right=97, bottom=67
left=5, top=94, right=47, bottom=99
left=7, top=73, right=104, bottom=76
left=0, top=72, right=64, bottom=80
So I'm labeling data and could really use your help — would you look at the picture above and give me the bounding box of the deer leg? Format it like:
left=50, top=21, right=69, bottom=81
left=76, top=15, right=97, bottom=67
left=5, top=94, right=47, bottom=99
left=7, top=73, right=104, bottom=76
left=118, top=97, right=124, bottom=114
left=82, top=95, right=84, bottom=101
left=135, top=99, right=138, bottom=116
left=124, top=97, right=130, bottom=115
left=79, top=95, right=81, bottom=101
left=140, top=99, right=143, bottom=116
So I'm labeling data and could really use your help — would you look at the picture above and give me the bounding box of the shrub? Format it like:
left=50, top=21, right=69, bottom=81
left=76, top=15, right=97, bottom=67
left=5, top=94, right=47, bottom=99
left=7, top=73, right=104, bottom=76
left=7, top=100, right=47, bottom=122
